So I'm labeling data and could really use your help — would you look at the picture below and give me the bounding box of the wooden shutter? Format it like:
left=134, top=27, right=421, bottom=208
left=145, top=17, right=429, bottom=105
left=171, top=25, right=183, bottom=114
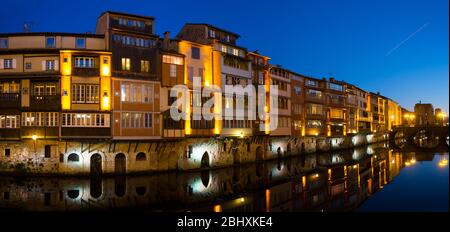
left=42, top=61, right=46, bottom=71
left=54, top=60, right=59, bottom=71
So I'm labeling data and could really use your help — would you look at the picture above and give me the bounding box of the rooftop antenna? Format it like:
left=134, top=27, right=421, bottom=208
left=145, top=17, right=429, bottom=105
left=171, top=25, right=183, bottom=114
left=23, top=21, right=34, bottom=33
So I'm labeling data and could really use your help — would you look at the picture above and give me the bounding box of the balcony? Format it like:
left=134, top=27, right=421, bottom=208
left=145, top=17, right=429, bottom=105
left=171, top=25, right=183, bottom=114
left=61, top=127, right=110, bottom=138
left=0, top=128, right=20, bottom=140
left=21, top=127, right=59, bottom=139
left=305, top=94, right=324, bottom=103
left=30, top=95, right=60, bottom=111
left=0, top=93, right=20, bottom=108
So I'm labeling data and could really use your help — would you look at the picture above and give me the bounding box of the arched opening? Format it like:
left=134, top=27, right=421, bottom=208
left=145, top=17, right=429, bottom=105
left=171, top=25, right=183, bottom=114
left=201, top=152, right=210, bottom=168
left=67, top=190, right=79, bottom=199
left=136, top=186, right=147, bottom=196
left=68, top=153, right=79, bottom=162
left=114, top=176, right=126, bottom=197
left=90, top=153, right=102, bottom=199
left=232, top=147, right=240, bottom=164
left=90, top=154, right=102, bottom=176
left=201, top=170, right=210, bottom=188
left=168, top=151, right=178, bottom=170
left=277, top=147, right=282, bottom=158
left=136, top=152, right=147, bottom=161
left=115, top=153, right=126, bottom=174
left=255, top=146, right=263, bottom=162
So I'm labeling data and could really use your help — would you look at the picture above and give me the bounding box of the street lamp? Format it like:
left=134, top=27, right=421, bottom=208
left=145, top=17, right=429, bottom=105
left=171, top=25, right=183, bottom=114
left=32, top=134, right=37, bottom=153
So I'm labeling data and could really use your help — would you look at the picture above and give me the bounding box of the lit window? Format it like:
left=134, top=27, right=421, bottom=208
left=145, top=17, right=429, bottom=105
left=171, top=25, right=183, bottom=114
left=3, top=59, right=13, bottom=69
left=121, top=58, right=131, bottom=71
left=75, top=57, right=94, bottom=68
left=162, top=55, right=183, bottom=65
left=169, top=64, right=177, bottom=77
left=45, top=60, right=55, bottom=71
left=140, top=60, right=149, bottom=73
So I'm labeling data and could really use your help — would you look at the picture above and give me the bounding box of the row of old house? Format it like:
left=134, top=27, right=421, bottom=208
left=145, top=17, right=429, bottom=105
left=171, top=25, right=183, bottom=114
left=0, top=11, right=404, bottom=142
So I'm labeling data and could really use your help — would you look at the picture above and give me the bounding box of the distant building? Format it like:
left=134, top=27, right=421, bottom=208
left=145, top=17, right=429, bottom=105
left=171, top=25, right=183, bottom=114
left=414, top=103, right=434, bottom=126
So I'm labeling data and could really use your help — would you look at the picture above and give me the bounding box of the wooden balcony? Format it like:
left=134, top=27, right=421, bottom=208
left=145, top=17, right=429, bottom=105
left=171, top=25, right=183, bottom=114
left=61, top=127, right=110, bottom=138
left=29, top=95, right=60, bottom=111
left=0, top=129, right=20, bottom=140
left=0, top=93, right=20, bottom=108
left=72, top=67, right=99, bottom=77
left=21, top=127, right=59, bottom=139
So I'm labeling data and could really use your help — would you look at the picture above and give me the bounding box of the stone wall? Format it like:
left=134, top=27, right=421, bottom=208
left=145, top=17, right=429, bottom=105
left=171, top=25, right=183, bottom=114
left=0, top=132, right=390, bottom=175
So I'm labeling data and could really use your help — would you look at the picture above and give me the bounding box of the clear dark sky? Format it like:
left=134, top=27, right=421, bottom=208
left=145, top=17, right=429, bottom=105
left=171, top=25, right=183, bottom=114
left=1, top=0, right=448, bottom=112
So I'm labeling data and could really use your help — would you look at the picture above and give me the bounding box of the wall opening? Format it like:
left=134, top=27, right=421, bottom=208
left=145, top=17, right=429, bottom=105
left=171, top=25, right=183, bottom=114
left=115, top=153, right=126, bottom=174
left=201, top=152, right=210, bottom=168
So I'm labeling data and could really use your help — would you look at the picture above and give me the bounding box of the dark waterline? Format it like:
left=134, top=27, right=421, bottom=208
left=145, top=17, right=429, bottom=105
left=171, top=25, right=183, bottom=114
left=0, top=144, right=448, bottom=212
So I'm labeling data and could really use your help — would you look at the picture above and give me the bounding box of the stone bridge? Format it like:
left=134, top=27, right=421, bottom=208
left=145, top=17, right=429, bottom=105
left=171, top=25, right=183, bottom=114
left=390, top=125, right=449, bottom=149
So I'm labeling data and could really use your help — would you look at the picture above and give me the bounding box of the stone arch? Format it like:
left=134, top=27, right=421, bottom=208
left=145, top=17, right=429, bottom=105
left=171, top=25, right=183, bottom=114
left=168, top=151, right=178, bottom=170
left=255, top=146, right=264, bottom=162
left=67, top=189, right=80, bottom=199
left=232, top=147, right=241, bottom=164
left=115, top=153, right=126, bottom=174
left=136, top=152, right=147, bottom=161
left=89, top=153, right=102, bottom=199
left=277, top=147, right=282, bottom=158
left=201, top=170, right=210, bottom=188
left=90, top=153, right=102, bottom=176
left=201, top=151, right=210, bottom=168
left=68, top=153, right=79, bottom=162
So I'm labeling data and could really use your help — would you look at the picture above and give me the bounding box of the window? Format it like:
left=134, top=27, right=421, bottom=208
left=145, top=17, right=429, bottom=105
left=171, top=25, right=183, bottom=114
left=44, top=145, right=51, bottom=158
left=191, top=47, right=200, bottom=59
left=188, top=66, right=194, bottom=81
left=0, top=38, right=8, bottom=48
left=162, top=55, right=183, bottom=65
left=46, top=37, right=56, bottom=48
left=121, top=112, right=152, bottom=128
left=85, top=85, right=99, bottom=103
left=330, top=109, right=344, bottom=119
left=61, top=113, right=109, bottom=127
left=46, top=112, right=58, bottom=127
left=45, top=60, right=55, bottom=71
left=293, top=120, right=302, bottom=131
left=25, top=62, right=32, bottom=69
left=294, top=86, right=301, bottom=96
left=121, top=58, right=131, bottom=71
left=0, top=115, right=20, bottom=128
left=136, top=152, right=147, bottom=161
left=68, top=153, right=79, bottom=162
left=75, top=57, right=94, bottom=68
left=306, top=89, right=322, bottom=99
left=329, top=83, right=343, bottom=91
left=306, top=79, right=317, bottom=87
left=169, top=64, right=177, bottom=77
left=75, top=38, right=86, bottom=48
left=3, top=59, right=13, bottom=69
left=232, top=48, right=239, bottom=56
left=141, top=60, right=149, bottom=73
left=209, top=30, right=216, bottom=38
left=221, top=45, right=227, bottom=53
left=4, top=148, right=10, bottom=157
left=121, top=84, right=153, bottom=103
left=307, top=103, right=324, bottom=115
left=72, top=84, right=99, bottom=103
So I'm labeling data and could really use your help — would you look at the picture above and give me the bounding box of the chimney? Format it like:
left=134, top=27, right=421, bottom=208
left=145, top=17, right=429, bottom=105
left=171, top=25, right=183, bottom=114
left=377, top=91, right=380, bottom=95
left=163, top=31, right=171, bottom=49
left=330, top=77, right=335, bottom=82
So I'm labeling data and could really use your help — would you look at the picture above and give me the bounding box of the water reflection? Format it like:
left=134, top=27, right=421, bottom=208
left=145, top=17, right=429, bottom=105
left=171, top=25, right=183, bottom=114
left=0, top=142, right=448, bottom=212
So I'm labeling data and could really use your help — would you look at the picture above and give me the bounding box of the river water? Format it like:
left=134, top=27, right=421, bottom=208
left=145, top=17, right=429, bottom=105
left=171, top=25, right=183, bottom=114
left=0, top=143, right=448, bottom=212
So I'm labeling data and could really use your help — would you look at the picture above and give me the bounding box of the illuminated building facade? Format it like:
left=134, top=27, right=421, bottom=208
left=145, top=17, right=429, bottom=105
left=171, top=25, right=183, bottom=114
left=303, top=76, right=327, bottom=136
left=326, top=78, right=347, bottom=136
left=95, top=11, right=161, bottom=140
left=176, top=24, right=253, bottom=138
left=0, top=32, right=111, bottom=141
left=269, top=66, right=291, bottom=136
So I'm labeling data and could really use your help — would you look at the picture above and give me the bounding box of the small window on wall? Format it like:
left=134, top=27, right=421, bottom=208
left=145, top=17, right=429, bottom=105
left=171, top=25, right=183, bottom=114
left=75, top=38, right=86, bottom=48
left=191, top=47, right=200, bottom=59
left=4, top=148, right=10, bottom=157
left=136, top=152, right=147, bottom=161
left=68, top=153, right=79, bottom=162
left=44, top=145, right=51, bottom=158
left=25, top=62, right=32, bottom=69
left=46, top=37, right=56, bottom=48
left=121, top=58, right=131, bottom=71
left=0, top=38, right=8, bottom=48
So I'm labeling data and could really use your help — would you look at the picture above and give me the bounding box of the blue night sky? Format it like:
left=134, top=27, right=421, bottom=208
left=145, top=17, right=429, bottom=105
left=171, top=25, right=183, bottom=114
left=1, top=0, right=448, bottom=112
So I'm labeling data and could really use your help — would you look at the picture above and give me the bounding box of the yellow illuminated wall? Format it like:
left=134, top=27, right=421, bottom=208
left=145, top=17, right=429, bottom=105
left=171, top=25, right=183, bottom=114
left=100, top=55, right=111, bottom=111
left=60, top=51, right=72, bottom=110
